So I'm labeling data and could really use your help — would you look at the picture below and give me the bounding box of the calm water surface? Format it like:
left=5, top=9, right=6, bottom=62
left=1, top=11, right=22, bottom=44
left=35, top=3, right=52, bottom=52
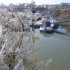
left=34, top=28, right=70, bottom=70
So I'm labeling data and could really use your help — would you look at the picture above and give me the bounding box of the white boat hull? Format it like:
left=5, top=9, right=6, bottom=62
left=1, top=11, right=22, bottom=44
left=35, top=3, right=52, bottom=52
left=45, top=27, right=53, bottom=32
left=40, top=27, right=53, bottom=32
left=40, top=27, right=44, bottom=32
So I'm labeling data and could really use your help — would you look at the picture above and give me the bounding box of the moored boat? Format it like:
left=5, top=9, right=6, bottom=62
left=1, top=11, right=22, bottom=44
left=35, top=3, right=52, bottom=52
left=54, top=26, right=67, bottom=34
left=40, top=21, right=54, bottom=33
left=40, top=26, right=44, bottom=32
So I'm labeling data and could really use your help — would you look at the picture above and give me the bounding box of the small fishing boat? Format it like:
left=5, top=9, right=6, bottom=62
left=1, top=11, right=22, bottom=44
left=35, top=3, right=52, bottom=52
left=45, top=22, right=54, bottom=32
left=54, top=26, right=67, bottom=34
left=40, top=21, right=54, bottom=32
left=39, top=26, right=44, bottom=32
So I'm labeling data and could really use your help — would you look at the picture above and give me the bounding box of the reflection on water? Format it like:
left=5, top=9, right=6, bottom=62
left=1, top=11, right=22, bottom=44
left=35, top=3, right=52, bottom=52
left=33, top=28, right=70, bottom=70
left=40, top=32, right=54, bottom=37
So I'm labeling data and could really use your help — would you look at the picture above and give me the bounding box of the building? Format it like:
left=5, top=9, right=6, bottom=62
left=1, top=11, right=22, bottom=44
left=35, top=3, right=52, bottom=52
left=60, top=8, right=70, bottom=20
left=60, top=3, right=70, bottom=8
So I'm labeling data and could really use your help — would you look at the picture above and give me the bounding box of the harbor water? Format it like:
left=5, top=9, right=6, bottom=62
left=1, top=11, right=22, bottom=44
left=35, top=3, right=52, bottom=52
left=34, top=28, right=70, bottom=70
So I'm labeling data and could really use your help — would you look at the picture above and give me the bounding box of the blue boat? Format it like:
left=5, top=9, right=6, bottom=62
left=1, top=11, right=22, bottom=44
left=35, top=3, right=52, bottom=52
left=44, top=22, right=54, bottom=32
left=54, top=26, right=67, bottom=34
left=40, top=21, right=54, bottom=32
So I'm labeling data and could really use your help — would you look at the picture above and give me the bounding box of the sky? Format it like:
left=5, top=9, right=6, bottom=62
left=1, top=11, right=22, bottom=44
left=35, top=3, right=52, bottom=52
left=0, top=0, right=70, bottom=5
